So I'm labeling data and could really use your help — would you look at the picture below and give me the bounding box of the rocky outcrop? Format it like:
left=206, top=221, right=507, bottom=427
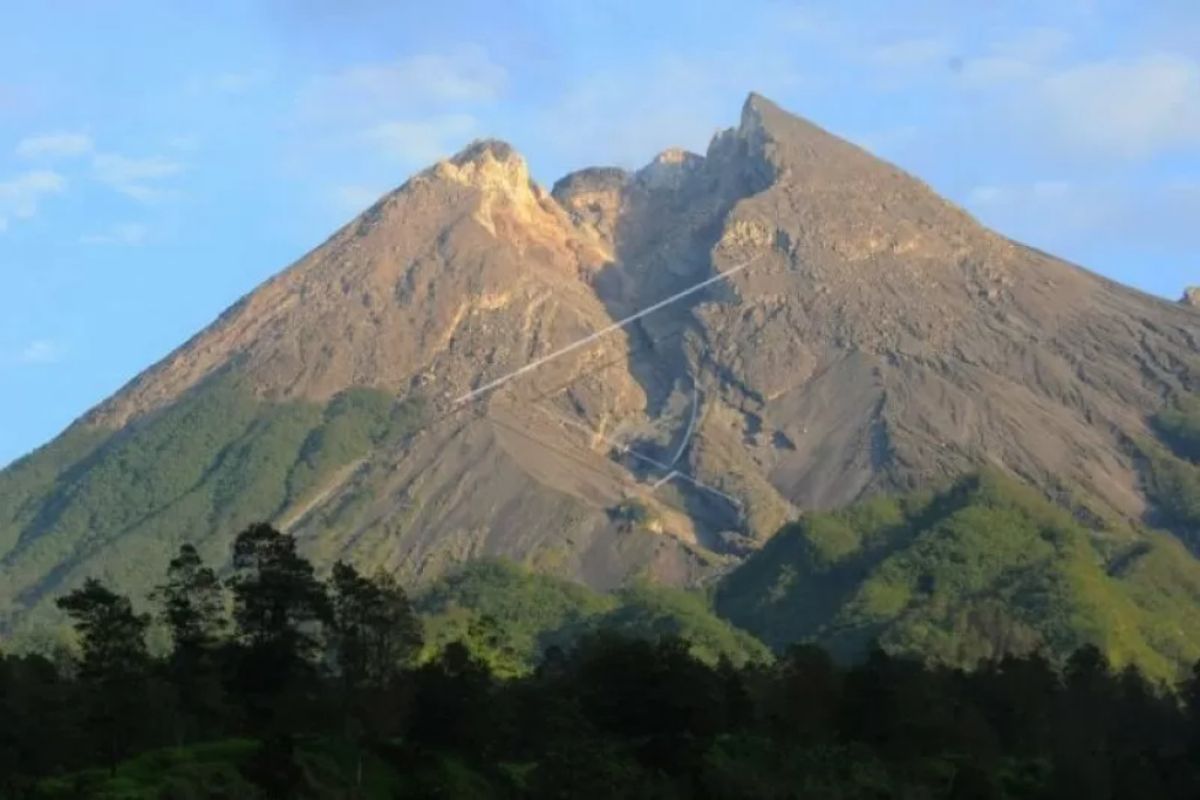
left=1183, top=287, right=1200, bottom=308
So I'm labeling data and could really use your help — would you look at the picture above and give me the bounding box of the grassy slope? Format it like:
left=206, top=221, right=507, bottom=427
left=1138, top=392, right=1200, bottom=552
left=0, top=372, right=425, bottom=636
left=716, top=470, right=1200, bottom=681
left=417, top=560, right=770, bottom=674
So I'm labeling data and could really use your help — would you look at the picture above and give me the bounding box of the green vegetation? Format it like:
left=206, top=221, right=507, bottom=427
left=1154, top=392, right=1200, bottom=463
left=716, top=470, right=1200, bottom=680
left=609, top=498, right=656, bottom=532
left=418, top=560, right=767, bottom=676
left=0, top=375, right=426, bottom=635
left=600, top=583, right=771, bottom=666
left=1138, top=392, right=1200, bottom=552
left=1139, top=442, right=1200, bottom=548
left=7, top=526, right=1200, bottom=799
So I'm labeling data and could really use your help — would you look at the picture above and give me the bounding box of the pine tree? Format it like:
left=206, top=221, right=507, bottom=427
left=329, top=561, right=423, bottom=785
left=226, top=524, right=330, bottom=798
left=152, top=543, right=229, bottom=743
left=56, top=579, right=151, bottom=773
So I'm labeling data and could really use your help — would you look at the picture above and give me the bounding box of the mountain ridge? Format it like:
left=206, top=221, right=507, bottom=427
left=2, top=93, right=1199, bottom=665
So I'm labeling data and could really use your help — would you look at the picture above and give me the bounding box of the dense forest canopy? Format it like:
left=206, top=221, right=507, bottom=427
left=3, top=521, right=1200, bottom=798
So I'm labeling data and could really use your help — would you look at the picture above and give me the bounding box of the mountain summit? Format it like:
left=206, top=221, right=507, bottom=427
left=2, top=94, right=1198, bottom=647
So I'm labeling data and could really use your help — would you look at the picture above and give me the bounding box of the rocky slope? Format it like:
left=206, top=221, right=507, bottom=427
left=2, top=93, right=1198, bottom=641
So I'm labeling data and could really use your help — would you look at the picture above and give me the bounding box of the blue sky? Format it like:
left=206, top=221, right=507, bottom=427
left=2, top=1, right=1198, bottom=467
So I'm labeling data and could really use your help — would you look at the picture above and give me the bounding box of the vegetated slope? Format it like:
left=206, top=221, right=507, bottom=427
left=1137, top=390, right=1200, bottom=551
left=715, top=468, right=1200, bottom=681
left=3, top=92, right=1200, bottom=644
left=0, top=142, right=720, bottom=636
left=418, top=559, right=769, bottom=675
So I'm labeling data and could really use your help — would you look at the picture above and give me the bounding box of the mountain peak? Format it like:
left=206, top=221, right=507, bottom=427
left=431, top=138, right=539, bottom=200
left=450, top=138, right=523, bottom=167
left=737, top=91, right=875, bottom=163
left=425, top=137, right=575, bottom=242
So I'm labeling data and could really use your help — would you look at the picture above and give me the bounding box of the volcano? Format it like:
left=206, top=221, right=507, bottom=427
left=2, top=94, right=1198, bottom=650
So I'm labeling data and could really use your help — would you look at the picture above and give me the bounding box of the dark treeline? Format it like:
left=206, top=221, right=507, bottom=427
left=4, top=524, right=1200, bottom=799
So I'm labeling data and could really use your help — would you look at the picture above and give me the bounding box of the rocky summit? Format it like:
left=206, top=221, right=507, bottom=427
left=2, top=93, right=1199, bottom=648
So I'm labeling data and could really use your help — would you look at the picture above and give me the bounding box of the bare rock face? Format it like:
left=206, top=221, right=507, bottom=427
left=1183, top=287, right=1200, bottom=308
left=596, top=95, right=1199, bottom=539
left=4, top=92, right=1199, bottom=627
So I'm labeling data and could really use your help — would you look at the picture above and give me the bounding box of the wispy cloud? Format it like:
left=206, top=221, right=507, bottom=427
left=1034, top=53, right=1200, bottom=159
left=362, top=114, right=478, bottom=165
left=966, top=178, right=1200, bottom=255
left=954, top=28, right=1072, bottom=86
left=81, top=222, right=149, bottom=246
left=15, top=132, right=94, bottom=159
left=870, top=36, right=956, bottom=70
left=0, top=170, right=66, bottom=230
left=301, top=46, right=507, bottom=121
left=92, top=153, right=184, bottom=201
left=17, top=339, right=66, bottom=365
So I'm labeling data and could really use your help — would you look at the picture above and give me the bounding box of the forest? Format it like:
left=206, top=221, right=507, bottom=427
left=4, top=522, right=1200, bottom=799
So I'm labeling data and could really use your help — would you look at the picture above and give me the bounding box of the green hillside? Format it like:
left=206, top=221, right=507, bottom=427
left=715, top=470, right=1200, bottom=681
left=0, top=372, right=425, bottom=636
left=418, top=560, right=770, bottom=674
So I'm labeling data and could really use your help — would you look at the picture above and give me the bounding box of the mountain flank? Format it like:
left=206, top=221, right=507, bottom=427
left=2, top=94, right=1199, bottom=675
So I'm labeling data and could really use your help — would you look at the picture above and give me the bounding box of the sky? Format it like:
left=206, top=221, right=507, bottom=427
left=1, top=0, right=1198, bottom=467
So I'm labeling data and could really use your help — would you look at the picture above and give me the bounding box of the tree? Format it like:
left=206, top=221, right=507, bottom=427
left=329, top=561, right=422, bottom=689
left=228, top=523, right=330, bottom=657
left=152, top=543, right=229, bottom=742
left=329, top=561, right=423, bottom=786
left=55, top=579, right=152, bottom=772
left=226, top=524, right=331, bottom=798
left=155, top=544, right=226, bottom=652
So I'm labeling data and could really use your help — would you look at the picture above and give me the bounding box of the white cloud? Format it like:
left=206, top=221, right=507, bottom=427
left=18, top=339, right=66, bottom=365
left=363, top=114, right=478, bottom=165
left=953, top=27, right=1071, bottom=87
left=0, top=170, right=66, bottom=230
left=81, top=222, right=149, bottom=246
left=302, top=47, right=506, bottom=121
left=15, top=132, right=93, bottom=159
left=1035, top=53, right=1200, bottom=159
left=92, top=153, right=184, bottom=201
left=871, top=36, right=955, bottom=69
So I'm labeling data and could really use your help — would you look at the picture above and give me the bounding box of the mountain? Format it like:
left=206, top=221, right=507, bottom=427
left=2, top=94, right=1199, bottom=660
